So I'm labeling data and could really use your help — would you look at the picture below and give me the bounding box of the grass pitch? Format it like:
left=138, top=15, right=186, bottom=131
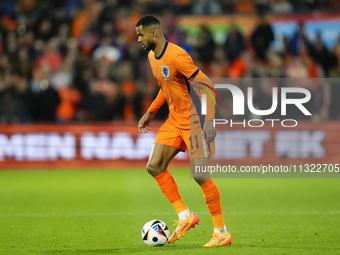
left=0, top=169, right=339, bottom=255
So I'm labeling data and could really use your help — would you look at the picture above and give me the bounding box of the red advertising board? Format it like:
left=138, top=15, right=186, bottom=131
left=0, top=122, right=338, bottom=169
left=0, top=122, right=184, bottom=169
left=212, top=121, right=339, bottom=166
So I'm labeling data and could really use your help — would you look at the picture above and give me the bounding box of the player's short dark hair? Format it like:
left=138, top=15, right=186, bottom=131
left=136, top=15, right=161, bottom=28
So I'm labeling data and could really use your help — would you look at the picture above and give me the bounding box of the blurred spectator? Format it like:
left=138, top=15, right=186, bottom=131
left=195, top=26, right=216, bottom=65
left=311, top=32, right=338, bottom=76
left=310, top=33, right=328, bottom=71
left=36, top=19, right=53, bottom=42
left=289, top=22, right=311, bottom=57
left=92, top=36, right=121, bottom=65
left=18, top=47, right=34, bottom=80
left=71, top=0, right=102, bottom=39
left=270, top=0, right=293, bottom=13
left=5, top=32, right=20, bottom=71
left=290, top=0, right=316, bottom=12
left=0, top=0, right=15, bottom=17
left=121, top=80, right=142, bottom=121
left=255, top=0, right=270, bottom=14
left=234, top=0, right=256, bottom=12
left=52, top=7, right=70, bottom=34
left=0, top=73, right=32, bottom=123
left=227, top=53, right=248, bottom=78
left=162, top=10, right=177, bottom=44
left=56, top=85, right=82, bottom=122
left=105, top=82, right=125, bottom=121
left=32, top=80, right=61, bottom=122
left=192, top=0, right=222, bottom=15
left=78, top=79, right=108, bottom=121
left=13, top=76, right=33, bottom=122
left=65, top=0, right=83, bottom=16
left=177, top=30, right=192, bottom=54
left=35, top=40, right=64, bottom=74
left=281, top=35, right=293, bottom=57
left=334, top=36, right=340, bottom=68
left=173, top=0, right=192, bottom=14
left=119, top=59, right=143, bottom=121
left=57, top=24, right=72, bottom=57
left=99, top=0, right=119, bottom=24
left=210, top=48, right=229, bottom=78
left=286, top=57, right=308, bottom=78
left=223, top=21, right=246, bottom=64
left=77, top=27, right=100, bottom=59
left=50, top=61, right=74, bottom=92
left=251, top=16, right=274, bottom=61
left=302, top=56, right=324, bottom=78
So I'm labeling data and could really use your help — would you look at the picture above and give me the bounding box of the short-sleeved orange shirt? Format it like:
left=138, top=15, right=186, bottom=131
left=148, top=41, right=200, bottom=129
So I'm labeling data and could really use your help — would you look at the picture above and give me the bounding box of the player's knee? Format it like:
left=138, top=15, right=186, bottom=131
left=146, top=162, right=163, bottom=177
left=192, top=170, right=210, bottom=185
left=194, top=177, right=210, bottom=186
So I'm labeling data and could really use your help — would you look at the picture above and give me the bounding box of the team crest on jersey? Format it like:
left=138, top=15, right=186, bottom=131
left=161, top=65, right=170, bottom=78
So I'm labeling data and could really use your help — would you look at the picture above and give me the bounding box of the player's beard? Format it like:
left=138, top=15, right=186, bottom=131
left=144, top=40, right=156, bottom=51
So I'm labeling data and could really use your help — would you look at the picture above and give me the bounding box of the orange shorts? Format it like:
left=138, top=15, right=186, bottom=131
left=154, top=117, right=215, bottom=160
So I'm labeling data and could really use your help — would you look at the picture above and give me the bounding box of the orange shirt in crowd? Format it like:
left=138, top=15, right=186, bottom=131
left=72, top=13, right=90, bottom=38
left=35, top=53, right=63, bottom=72
left=56, top=87, right=81, bottom=121
left=227, top=57, right=246, bottom=78
left=122, top=81, right=136, bottom=121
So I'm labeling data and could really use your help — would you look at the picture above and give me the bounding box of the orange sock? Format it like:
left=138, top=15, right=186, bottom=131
left=200, top=178, right=225, bottom=229
left=154, top=170, right=187, bottom=214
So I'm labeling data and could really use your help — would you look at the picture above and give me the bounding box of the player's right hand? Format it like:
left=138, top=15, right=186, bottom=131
left=138, top=111, right=155, bottom=133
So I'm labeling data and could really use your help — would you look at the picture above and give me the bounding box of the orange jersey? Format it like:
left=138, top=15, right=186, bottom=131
left=148, top=41, right=214, bottom=129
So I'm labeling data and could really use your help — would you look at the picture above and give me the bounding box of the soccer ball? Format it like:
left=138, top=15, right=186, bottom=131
left=141, top=219, right=170, bottom=246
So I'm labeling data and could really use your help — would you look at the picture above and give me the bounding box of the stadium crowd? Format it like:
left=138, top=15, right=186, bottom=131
left=0, top=0, right=340, bottom=124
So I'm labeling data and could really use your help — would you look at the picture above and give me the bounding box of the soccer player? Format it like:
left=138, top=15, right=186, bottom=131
left=136, top=15, right=232, bottom=247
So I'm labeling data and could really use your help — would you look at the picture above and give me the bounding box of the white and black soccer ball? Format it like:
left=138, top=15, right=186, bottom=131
left=141, top=219, right=170, bottom=247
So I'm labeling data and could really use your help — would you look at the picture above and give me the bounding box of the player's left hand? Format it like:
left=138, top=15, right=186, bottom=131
left=203, top=120, right=216, bottom=144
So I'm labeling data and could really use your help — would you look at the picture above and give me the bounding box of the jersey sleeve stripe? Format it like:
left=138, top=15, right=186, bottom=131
left=185, top=77, right=205, bottom=130
left=189, top=69, right=200, bottom=80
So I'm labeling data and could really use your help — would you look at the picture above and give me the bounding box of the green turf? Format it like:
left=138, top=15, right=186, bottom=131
left=0, top=169, right=339, bottom=255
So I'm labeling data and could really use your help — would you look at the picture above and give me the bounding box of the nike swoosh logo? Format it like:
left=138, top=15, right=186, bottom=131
left=190, top=150, right=198, bottom=155
left=174, top=222, right=189, bottom=237
left=206, top=199, right=213, bottom=204
left=210, top=237, right=226, bottom=246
